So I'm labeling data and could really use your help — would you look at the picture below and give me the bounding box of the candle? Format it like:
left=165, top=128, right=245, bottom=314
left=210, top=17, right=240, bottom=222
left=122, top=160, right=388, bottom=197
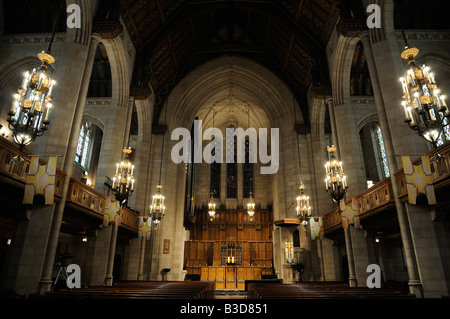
left=44, top=103, right=52, bottom=121
left=232, top=257, right=235, bottom=264
left=116, top=163, right=119, bottom=174
left=131, top=165, right=134, bottom=176
left=131, top=179, right=135, bottom=191
left=399, top=77, right=408, bottom=94
left=429, top=72, right=436, bottom=84
left=21, top=72, right=30, bottom=89
left=402, top=101, right=409, bottom=119
left=227, top=256, right=230, bottom=264
left=407, top=107, right=416, bottom=126
left=48, top=80, right=56, bottom=97
left=112, top=177, right=116, bottom=188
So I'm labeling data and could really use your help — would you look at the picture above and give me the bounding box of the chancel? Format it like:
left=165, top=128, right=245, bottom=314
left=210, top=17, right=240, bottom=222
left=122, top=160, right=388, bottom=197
left=0, top=0, right=449, bottom=302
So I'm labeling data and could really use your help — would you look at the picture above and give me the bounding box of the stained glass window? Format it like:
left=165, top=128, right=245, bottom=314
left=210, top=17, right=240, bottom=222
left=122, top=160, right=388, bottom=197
left=74, top=122, right=91, bottom=170
left=210, top=137, right=220, bottom=198
left=436, top=115, right=450, bottom=147
left=375, top=124, right=390, bottom=178
left=226, top=131, right=237, bottom=198
left=243, top=138, right=253, bottom=198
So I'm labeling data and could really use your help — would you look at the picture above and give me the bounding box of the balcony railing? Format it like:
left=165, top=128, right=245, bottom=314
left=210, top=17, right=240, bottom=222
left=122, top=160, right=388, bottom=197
left=66, top=177, right=105, bottom=219
left=396, top=143, right=450, bottom=201
left=0, top=137, right=139, bottom=234
left=323, top=142, right=450, bottom=233
left=0, top=137, right=65, bottom=200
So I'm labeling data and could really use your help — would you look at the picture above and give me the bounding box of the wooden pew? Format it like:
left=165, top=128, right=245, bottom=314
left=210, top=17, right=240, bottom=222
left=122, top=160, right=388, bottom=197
left=247, top=282, right=416, bottom=299
left=40, top=281, right=215, bottom=299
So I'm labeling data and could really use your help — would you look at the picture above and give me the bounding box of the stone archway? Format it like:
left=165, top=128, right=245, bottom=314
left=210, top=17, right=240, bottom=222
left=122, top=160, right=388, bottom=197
left=146, top=55, right=306, bottom=282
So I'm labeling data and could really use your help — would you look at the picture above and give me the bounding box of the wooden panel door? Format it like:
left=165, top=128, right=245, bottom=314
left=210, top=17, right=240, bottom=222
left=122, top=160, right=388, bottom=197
left=242, top=241, right=250, bottom=266
left=213, top=241, right=221, bottom=266
left=208, top=267, right=216, bottom=282
left=237, top=267, right=246, bottom=290
left=201, top=267, right=209, bottom=281
left=245, top=267, right=253, bottom=281
left=226, top=267, right=236, bottom=289
left=216, top=267, right=225, bottom=289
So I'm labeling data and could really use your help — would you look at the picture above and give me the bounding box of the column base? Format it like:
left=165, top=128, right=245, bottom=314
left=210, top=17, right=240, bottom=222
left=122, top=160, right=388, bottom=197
left=408, top=280, right=423, bottom=297
left=39, top=278, right=53, bottom=295
left=105, top=275, right=114, bottom=286
left=348, top=276, right=357, bottom=287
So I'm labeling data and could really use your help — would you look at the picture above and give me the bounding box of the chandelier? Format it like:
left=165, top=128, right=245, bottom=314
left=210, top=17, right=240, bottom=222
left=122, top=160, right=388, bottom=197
left=6, top=0, right=64, bottom=153
left=325, top=145, right=348, bottom=204
left=246, top=109, right=256, bottom=219
left=150, top=185, right=166, bottom=227
left=296, top=182, right=311, bottom=225
left=7, top=52, right=56, bottom=150
left=111, top=147, right=135, bottom=203
left=399, top=48, right=449, bottom=148
left=395, top=1, right=450, bottom=148
left=151, top=103, right=167, bottom=228
left=208, top=192, right=216, bottom=221
left=247, top=191, right=255, bottom=219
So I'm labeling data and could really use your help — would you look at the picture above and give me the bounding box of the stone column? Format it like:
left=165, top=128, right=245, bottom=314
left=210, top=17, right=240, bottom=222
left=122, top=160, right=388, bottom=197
left=360, top=31, right=422, bottom=295
left=39, top=34, right=101, bottom=294
left=105, top=222, right=118, bottom=286
left=137, top=238, right=146, bottom=280
left=1, top=206, right=54, bottom=295
left=344, top=228, right=357, bottom=287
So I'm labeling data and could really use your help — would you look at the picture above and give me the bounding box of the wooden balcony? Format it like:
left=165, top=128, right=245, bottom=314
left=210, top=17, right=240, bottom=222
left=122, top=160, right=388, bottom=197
left=0, top=137, right=139, bottom=234
left=0, top=136, right=65, bottom=201
left=66, top=177, right=105, bottom=220
left=66, top=177, right=139, bottom=233
left=323, top=178, right=395, bottom=234
left=395, top=142, right=450, bottom=202
left=323, top=142, right=450, bottom=234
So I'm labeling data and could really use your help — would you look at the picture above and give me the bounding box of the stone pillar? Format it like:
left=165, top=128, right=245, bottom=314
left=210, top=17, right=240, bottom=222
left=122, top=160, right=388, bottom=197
left=39, top=34, right=102, bottom=294
left=405, top=203, right=449, bottom=298
left=359, top=31, right=422, bottom=295
left=350, top=227, right=377, bottom=287
left=344, top=228, right=357, bottom=287
left=105, top=222, right=118, bottom=286
left=1, top=206, right=54, bottom=295
left=137, top=238, right=146, bottom=280
left=83, top=227, right=112, bottom=286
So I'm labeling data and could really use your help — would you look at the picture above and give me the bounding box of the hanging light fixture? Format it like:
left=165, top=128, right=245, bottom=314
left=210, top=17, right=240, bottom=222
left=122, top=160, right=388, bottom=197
left=111, top=147, right=135, bottom=204
left=325, top=145, right=348, bottom=204
left=6, top=0, right=64, bottom=154
left=395, top=1, right=450, bottom=148
left=296, top=182, right=311, bottom=226
left=208, top=192, right=216, bottom=221
left=208, top=109, right=217, bottom=221
left=150, top=185, right=166, bottom=227
left=246, top=109, right=256, bottom=219
left=293, top=95, right=312, bottom=224
left=150, top=102, right=167, bottom=228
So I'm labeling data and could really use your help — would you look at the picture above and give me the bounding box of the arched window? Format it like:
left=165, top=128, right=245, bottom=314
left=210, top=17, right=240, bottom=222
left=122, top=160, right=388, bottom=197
left=74, top=122, right=92, bottom=170
left=243, top=137, right=253, bottom=198
left=375, top=123, right=390, bottom=178
left=360, top=122, right=390, bottom=186
left=210, top=136, right=220, bottom=198
left=226, top=128, right=237, bottom=198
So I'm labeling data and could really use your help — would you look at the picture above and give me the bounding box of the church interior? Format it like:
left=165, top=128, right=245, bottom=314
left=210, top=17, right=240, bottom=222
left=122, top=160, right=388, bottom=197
left=0, top=0, right=449, bottom=302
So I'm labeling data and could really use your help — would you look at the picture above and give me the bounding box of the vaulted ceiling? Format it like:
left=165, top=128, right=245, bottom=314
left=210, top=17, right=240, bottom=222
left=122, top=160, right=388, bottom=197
left=118, top=0, right=339, bottom=127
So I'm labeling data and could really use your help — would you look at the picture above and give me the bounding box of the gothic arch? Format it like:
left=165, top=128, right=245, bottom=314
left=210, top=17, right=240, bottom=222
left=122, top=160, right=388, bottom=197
left=331, top=35, right=360, bottom=106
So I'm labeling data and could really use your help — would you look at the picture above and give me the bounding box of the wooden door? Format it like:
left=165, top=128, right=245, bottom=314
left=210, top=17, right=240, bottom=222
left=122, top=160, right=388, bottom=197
left=226, top=267, right=236, bottom=289
left=237, top=267, right=246, bottom=290
left=216, top=267, right=225, bottom=289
